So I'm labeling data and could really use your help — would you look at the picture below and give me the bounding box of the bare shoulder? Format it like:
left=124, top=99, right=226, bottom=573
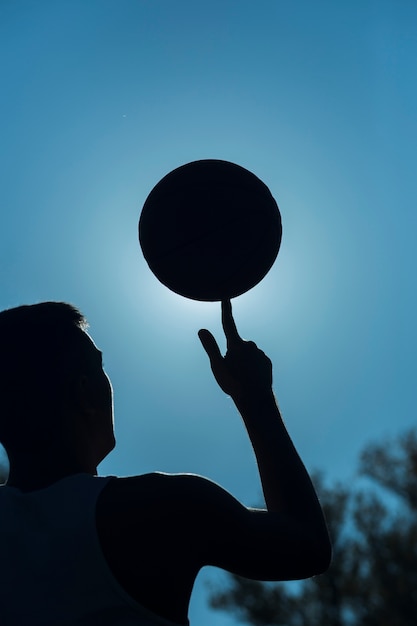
left=97, top=471, right=243, bottom=524
left=95, top=471, right=251, bottom=573
left=95, top=473, right=218, bottom=623
left=95, top=471, right=244, bottom=563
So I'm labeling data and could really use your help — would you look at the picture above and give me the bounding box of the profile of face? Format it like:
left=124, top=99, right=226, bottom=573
left=74, top=332, right=115, bottom=465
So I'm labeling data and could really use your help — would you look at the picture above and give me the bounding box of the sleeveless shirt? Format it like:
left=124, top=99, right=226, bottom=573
left=0, top=473, right=186, bottom=626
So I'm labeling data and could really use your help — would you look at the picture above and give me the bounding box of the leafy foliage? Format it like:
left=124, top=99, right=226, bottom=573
left=209, top=429, right=417, bottom=626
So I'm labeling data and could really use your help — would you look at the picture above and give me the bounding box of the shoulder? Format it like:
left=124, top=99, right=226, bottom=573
left=96, top=471, right=252, bottom=563
left=97, top=471, right=245, bottom=521
left=95, top=473, right=220, bottom=623
left=95, top=473, right=246, bottom=603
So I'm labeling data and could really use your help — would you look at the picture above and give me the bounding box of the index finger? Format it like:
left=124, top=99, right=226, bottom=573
left=221, top=299, right=242, bottom=348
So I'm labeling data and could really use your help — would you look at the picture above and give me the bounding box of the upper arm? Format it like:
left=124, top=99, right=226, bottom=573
left=109, top=472, right=329, bottom=582
left=170, top=473, right=328, bottom=581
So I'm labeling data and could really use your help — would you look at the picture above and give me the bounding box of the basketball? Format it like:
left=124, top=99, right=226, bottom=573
left=139, top=159, right=282, bottom=302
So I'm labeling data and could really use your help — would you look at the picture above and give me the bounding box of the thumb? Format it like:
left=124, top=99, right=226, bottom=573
left=198, top=329, right=222, bottom=364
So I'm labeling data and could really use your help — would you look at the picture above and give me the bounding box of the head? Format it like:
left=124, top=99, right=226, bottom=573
left=0, top=302, right=115, bottom=478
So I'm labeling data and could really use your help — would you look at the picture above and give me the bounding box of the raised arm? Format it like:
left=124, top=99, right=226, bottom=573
left=96, top=301, right=331, bottom=624
left=198, top=300, right=331, bottom=576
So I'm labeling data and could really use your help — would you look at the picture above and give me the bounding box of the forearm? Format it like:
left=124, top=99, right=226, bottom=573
left=234, top=387, right=329, bottom=543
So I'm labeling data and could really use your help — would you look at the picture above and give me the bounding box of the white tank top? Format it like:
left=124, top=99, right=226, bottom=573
left=0, top=473, right=186, bottom=626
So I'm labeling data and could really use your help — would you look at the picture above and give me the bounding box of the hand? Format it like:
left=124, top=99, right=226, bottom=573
left=198, top=300, right=273, bottom=401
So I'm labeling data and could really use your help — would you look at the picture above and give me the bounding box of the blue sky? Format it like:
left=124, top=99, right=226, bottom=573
left=1, top=2, right=416, bottom=625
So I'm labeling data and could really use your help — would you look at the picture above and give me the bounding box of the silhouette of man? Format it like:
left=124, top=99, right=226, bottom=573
left=0, top=300, right=331, bottom=625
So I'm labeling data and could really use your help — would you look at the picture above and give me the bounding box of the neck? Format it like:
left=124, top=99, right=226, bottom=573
left=6, top=451, right=97, bottom=492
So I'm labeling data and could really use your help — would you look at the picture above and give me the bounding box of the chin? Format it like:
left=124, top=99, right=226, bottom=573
left=97, top=433, right=116, bottom=465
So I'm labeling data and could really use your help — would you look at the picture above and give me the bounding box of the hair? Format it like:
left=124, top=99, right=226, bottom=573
left=0, top=302, right=88, bottom=450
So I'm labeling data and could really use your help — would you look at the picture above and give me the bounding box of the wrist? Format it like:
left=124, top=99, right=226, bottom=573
left=232, top=385, right=276, bottom=414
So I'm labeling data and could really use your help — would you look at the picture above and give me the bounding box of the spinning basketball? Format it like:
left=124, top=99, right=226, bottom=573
left=139, top=159, right=282, bottom=302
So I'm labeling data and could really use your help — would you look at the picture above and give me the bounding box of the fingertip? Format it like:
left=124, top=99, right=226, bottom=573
left=197, top=328, right=211, bottom=349
left=198, top=329, right=221, bottom=359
